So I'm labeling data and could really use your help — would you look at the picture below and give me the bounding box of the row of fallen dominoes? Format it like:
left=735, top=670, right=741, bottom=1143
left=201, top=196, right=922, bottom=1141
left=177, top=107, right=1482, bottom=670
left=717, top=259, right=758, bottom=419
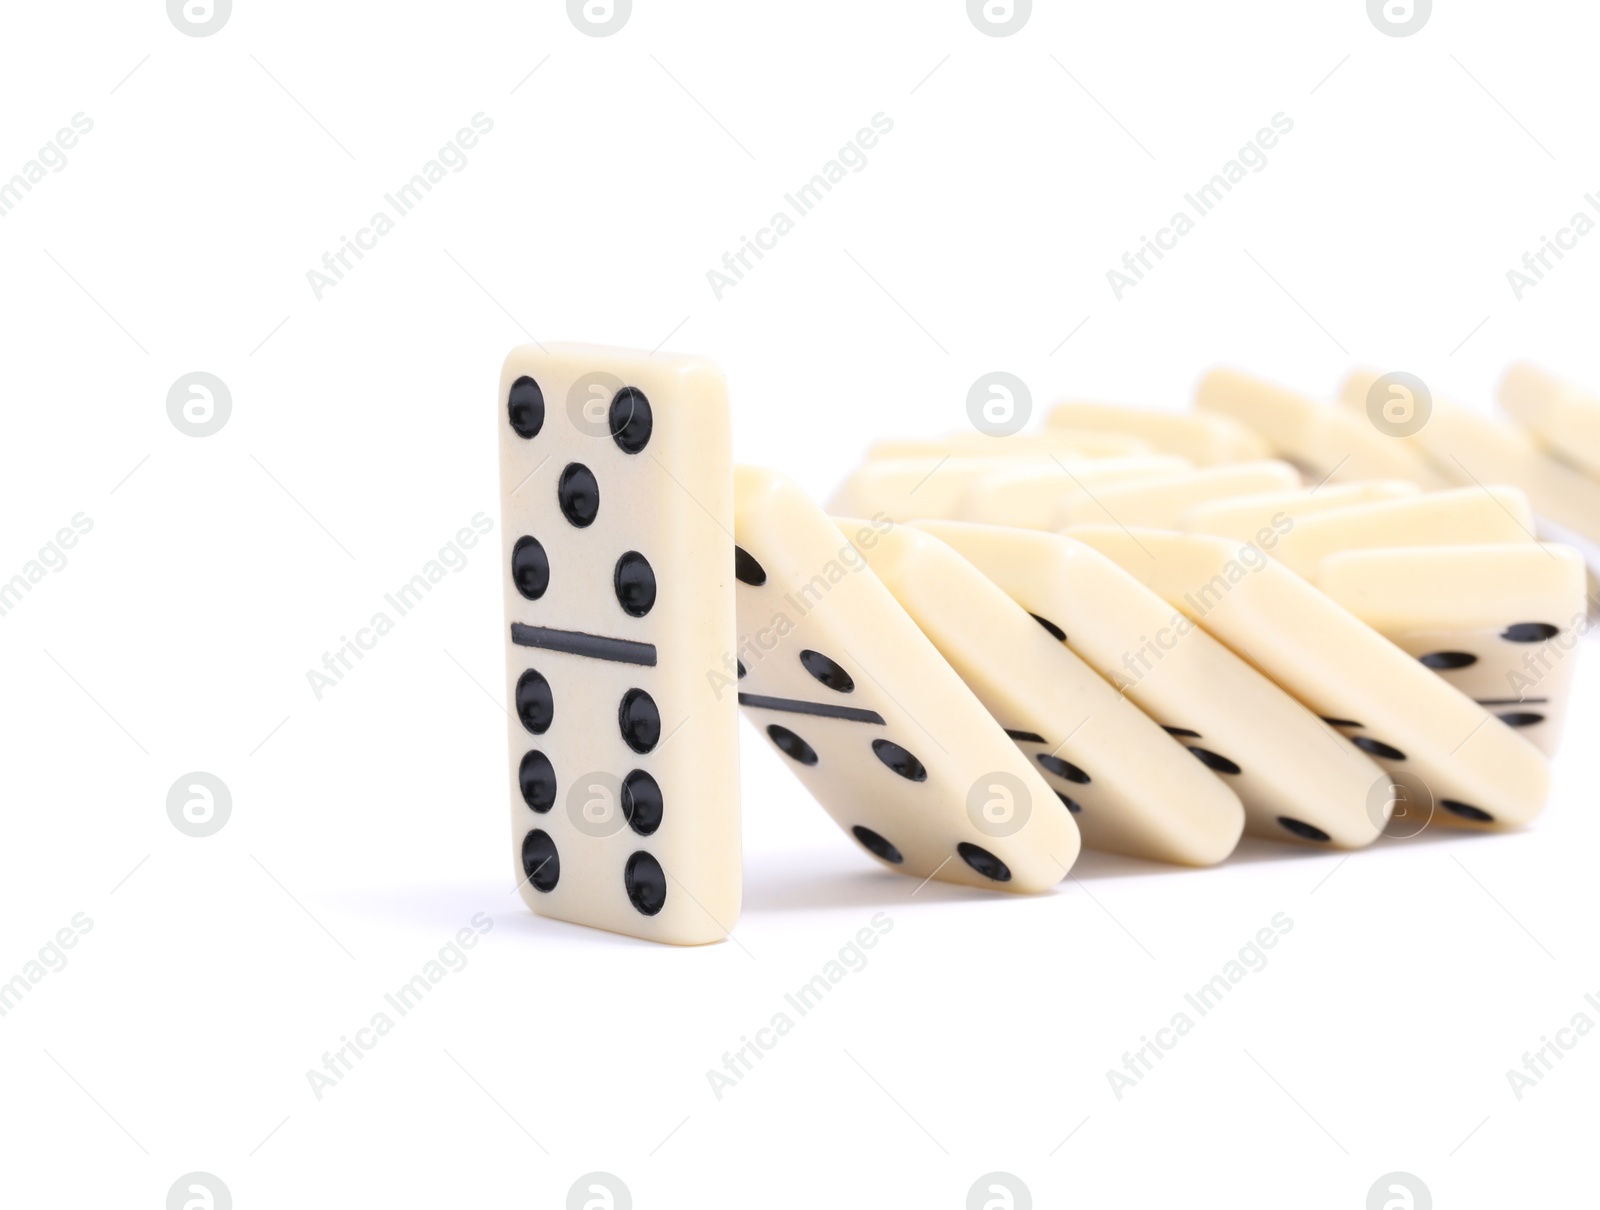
left=497, top=344, right=1597, bottom=946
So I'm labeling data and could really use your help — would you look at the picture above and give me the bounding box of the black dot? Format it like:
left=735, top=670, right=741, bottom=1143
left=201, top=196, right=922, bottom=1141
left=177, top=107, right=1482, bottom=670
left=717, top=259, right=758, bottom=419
left=1162, top=726, right=1203, bottom=738
left=737, top=660, right=747, bottom=679
left=1498, top=711, right=1545, bottom=728
left=1030, top=613, right=1066, bottom=642
left=613, top=551, right=656, bottom=617
left=734, top=546, right=767, bottom=586
left=622, top=770, right=663, bottom=836
left=518, top=750, right=556, bottom=813
left=508, top=376, right=544, bottom=439
left=1057, top=792, right=1082, bottom=814
left=1351, top=735, right=1406, bottom=761
left=511, top=536, right=550, bottom=600
left=515, top=669, right=553, bottom=735
left=872, top=739, right=927, bottom=782
left=558, top=463, right=599, bottom=527
left=1442, top=800, right=1495, bottom=823
left=1277, top=817, right=1331, bottom=842
left=609, top=387, right=653, bottom=454
left=618, top=688, right=661, bottom=753
left=1321, top=717, right=1364, bottom=728
left=851, top=825, right=904, bottom=864
left=1036, top=754, right=1091, bottom=784
left=957, top=842, right=1012, bottom=882
left=520, top=829, right=559, bottom=892
left=1502, top=622, right=1560, bottom=643
left=1188, top=747, right=1242, bottom=775
left=1420, top=651, right=1478, bottom=670
left=800, top=649, right=855, bottom=693
left=624, top=851, right=667, bottom=915
left=767, top=724, right=817, bottom=765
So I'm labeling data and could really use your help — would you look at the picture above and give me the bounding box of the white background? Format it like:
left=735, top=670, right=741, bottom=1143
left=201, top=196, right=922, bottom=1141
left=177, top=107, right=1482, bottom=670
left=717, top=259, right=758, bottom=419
left=1, top=1, right=1596, bottom=1206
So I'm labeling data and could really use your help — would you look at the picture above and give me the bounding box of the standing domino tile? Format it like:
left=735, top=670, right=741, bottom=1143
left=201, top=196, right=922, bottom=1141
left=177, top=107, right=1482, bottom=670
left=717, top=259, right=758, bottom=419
left=1314, top=544, right=1588, bottom=758
left=1048, top=461, right=1301, bottom=530
left=1197, top=368, right=1449, bottom=488
left=1065, top=527, right=1551, bottom=829
left=857, top=524, right=1245, bottom=865
left=1045, top=401, right=1271, bottom=464
left=498, top=344, right=739, bottom=945
left=914, top=521, right=1390, bottom=848
left=733, top=467, right=1080, bottom=892
left=1176, top=481, right=1421, bottom=537
left=1498, top=362, right=1600, bottom=479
